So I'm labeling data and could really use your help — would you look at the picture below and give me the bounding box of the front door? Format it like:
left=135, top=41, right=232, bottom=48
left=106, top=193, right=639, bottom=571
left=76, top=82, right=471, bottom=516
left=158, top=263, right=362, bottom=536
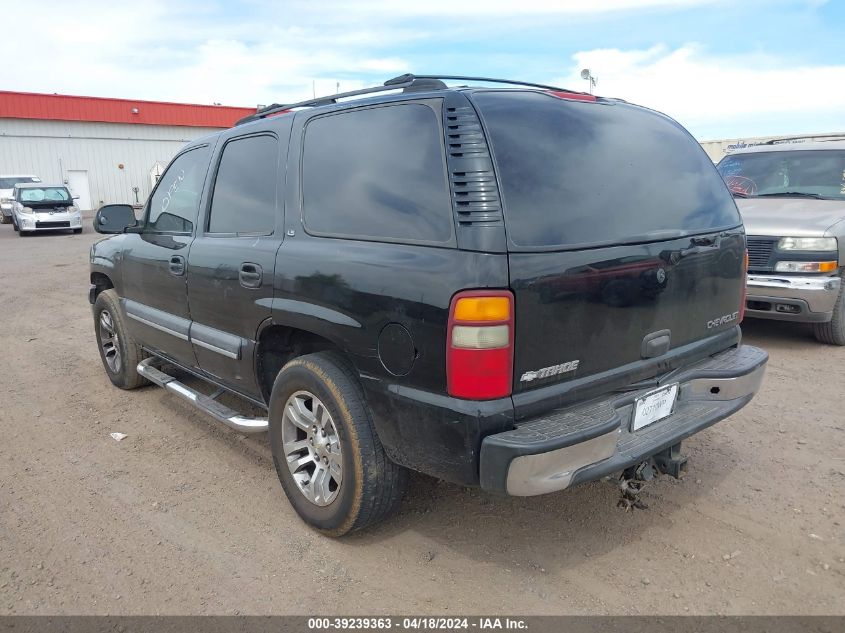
left=121, top=143, right=214, bottom=369
left=66, top=170, right=92, bottom=211
left=187, top=132, right=283, bottom=399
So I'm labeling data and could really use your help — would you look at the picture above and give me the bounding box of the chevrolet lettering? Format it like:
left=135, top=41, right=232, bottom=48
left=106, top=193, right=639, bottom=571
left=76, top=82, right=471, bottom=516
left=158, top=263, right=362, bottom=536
left=707, top=311, right=740, bottom=329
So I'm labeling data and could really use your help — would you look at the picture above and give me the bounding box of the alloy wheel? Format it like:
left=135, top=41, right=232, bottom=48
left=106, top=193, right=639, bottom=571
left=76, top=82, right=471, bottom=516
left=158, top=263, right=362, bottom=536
left=281, top=390, right=343, bottom=506
left=98, top=309, right=122, bottom=374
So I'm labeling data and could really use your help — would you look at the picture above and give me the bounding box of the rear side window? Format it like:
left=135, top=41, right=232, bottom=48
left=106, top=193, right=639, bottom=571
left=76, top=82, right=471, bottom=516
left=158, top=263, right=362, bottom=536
left=473, top=91, right=740, bottom=249
left=302, top=103, right=453, bottom=243
left=208, top=134, right=278, bottom=234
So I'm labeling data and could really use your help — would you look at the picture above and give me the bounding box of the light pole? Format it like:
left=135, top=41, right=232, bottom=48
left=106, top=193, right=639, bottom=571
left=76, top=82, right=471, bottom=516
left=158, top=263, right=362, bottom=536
left=580, top=68, right=597, bottom=94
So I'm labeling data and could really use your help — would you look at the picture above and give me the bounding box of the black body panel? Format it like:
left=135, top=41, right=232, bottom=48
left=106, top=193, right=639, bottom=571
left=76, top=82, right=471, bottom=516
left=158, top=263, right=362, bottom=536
left=508, top=229, right=747, bottom=413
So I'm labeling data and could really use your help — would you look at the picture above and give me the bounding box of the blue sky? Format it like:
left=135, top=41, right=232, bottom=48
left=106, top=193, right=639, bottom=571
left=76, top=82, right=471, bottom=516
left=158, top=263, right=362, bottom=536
left=2, top=0, right=844, bottom=140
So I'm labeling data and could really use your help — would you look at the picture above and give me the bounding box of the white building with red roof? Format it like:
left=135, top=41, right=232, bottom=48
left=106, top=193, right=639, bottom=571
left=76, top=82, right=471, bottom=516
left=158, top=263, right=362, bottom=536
left=0, top=91, right=255, bottom=210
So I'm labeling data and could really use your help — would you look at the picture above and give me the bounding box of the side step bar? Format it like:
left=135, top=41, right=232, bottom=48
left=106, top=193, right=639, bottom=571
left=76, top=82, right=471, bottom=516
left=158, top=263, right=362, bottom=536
left=137, top=358, right=269, bottom=433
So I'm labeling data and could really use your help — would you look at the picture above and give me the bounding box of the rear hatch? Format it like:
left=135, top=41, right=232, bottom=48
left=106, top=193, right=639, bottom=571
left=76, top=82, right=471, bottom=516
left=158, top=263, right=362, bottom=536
left=471, top=91, right=745, bottom=418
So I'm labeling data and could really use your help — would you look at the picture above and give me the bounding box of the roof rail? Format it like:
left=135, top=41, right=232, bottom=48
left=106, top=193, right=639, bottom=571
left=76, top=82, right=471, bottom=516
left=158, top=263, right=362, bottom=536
left=235, top=77, right=419, bottom=126
left=235, top=73, right=586, bottom=126
left=386, top=73, right=575, bottom=93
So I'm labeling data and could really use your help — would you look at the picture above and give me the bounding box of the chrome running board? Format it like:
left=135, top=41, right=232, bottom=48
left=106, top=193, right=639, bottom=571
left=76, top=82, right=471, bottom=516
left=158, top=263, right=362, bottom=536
left=137, top=357, right=268, bottom=433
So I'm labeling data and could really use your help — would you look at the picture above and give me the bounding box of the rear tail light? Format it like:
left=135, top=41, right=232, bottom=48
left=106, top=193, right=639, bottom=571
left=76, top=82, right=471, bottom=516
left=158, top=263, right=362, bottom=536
left=447, top=290, right=514, bottom=400
left=739, top=249, right=749, bottom=323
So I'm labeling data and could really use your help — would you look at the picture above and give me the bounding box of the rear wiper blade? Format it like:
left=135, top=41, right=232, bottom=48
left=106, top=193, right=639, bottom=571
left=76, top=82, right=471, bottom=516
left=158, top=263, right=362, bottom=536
left=730, top=191, right=749, bottom=198
left=755, top=191, right=824, bottom=199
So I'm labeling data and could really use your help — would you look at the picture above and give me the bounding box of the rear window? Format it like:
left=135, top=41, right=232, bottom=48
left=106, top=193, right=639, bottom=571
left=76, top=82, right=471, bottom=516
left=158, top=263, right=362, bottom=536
left=473, top=91, right=740, bottom=249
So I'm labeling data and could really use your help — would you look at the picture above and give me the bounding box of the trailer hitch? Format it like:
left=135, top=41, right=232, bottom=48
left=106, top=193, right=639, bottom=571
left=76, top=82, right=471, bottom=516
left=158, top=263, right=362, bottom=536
left=617, top=443, right=688, bottom=511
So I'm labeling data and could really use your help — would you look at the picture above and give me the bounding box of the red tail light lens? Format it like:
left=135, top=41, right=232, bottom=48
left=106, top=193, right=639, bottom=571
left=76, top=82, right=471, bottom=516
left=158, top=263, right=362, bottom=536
left=447, top=290, right=514, bottom=400
left=739, top=249, right=749, bottom=323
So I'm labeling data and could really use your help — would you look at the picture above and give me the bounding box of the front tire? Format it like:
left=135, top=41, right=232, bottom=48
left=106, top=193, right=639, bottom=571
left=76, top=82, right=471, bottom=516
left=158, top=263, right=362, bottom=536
left=73, top=228, right=82, bottom=234
left=93, top=289, right=148, bottom=389
left=268, top=352, right=407, bottom=536
left=813, top=275, right=845, bottom=345
left=0, top=214, right=9, bottom=225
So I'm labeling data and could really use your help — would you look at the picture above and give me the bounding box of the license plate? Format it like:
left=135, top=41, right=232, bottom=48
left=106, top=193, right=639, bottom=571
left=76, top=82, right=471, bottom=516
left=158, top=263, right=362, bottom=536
left=632, top=384, right=679, bottom=431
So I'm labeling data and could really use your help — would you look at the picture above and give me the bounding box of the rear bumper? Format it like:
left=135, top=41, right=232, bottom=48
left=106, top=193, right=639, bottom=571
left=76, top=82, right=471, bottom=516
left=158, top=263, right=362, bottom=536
left=746, top=273, right=841, bottom=322
left=479, top=345, right=767, bottom=496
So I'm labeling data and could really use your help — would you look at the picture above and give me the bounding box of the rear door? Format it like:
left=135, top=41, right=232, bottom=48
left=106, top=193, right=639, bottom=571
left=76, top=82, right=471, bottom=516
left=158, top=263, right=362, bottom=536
left=472, top=91, right=745, bottom=416
left=186, top=127, right=288, bottom=400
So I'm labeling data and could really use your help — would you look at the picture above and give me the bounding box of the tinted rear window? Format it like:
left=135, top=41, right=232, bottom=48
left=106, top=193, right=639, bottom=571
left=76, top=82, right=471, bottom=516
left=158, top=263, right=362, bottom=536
left=473, top=91, right=740, bottom=248
left=302, top=103, right=453, bottom=244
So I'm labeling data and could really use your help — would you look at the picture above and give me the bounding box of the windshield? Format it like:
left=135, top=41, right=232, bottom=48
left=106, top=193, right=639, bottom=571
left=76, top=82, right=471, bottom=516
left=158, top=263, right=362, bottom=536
left=0, top=177, right=40, bottom=189
left=717, top=149, right=845, bottom=200
left=18, top=187, right=71, bottom=203
left=473, top=91, right=740, bottom=249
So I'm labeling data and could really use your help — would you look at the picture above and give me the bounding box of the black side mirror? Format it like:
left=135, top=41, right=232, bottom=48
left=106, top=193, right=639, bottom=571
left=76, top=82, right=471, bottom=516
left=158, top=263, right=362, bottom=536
left=94, top=204, right=137, bottom=234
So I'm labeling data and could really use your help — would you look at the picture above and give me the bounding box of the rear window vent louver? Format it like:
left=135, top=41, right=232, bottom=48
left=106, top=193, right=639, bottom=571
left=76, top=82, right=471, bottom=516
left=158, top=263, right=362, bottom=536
left=444, top=105, right=503, bottom=227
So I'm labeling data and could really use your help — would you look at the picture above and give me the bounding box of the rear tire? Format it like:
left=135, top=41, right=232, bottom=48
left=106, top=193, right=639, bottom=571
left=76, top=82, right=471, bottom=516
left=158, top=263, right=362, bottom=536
left=93, top=289, right=148, bottom=389
left=268, top=351, right=408, bottom=536
left=813, top=276, right=845, bottom=345
left=0, top=214, right=9, bottom=225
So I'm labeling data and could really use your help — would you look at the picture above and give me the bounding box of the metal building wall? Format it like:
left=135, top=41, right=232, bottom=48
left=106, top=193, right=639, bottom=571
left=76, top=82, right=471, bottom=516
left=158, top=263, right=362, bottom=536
left=0, top=119, right=223, bottom=208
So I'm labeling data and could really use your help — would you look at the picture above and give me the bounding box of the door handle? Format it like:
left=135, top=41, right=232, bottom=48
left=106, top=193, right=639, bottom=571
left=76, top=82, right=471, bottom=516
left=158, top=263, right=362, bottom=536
left=169, top=255, right=186, bottom=276
left=239, top=262, right=262, bottom=289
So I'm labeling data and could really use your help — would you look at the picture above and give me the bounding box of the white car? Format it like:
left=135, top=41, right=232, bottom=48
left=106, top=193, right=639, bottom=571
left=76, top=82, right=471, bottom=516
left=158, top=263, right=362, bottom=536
left=0, top=174, right=41, bottom=224
left=10, top=183, right=83, bottom=235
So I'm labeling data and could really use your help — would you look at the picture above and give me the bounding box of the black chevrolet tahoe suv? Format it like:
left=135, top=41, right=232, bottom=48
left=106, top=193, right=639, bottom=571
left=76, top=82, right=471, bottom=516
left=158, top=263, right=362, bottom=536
left=89, top=74, right=768, bottom=536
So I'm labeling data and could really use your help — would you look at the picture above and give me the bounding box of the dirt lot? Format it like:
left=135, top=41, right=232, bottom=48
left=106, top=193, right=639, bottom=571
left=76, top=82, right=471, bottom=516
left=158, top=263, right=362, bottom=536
left=1, top=224, right=843, bottom=616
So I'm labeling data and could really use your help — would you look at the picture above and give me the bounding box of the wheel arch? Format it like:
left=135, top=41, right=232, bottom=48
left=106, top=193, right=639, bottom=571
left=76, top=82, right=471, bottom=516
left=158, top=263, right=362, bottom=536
left=254, top=320, right=357, bottom=404
left=90, top=272, right=115, bottom=300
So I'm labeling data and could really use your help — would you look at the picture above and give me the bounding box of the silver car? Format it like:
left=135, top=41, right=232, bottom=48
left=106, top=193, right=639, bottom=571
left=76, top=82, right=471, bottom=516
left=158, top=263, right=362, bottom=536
left=716, top=140, right=845, bottom=344
left=10, top=183, right=83, bottom=235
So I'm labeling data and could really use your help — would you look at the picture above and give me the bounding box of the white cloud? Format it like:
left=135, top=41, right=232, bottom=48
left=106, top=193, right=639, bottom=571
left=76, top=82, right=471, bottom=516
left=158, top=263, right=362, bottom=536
left=1, top=1, right=841, bottom=139
left=329, top=0, right=720, bottom=14
left=557, top=45, right=845, bottom=138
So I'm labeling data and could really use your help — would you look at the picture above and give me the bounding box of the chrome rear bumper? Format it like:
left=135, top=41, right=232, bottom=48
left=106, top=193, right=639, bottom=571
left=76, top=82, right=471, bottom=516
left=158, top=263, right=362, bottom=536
left=479, top=345, right=768, bottom=496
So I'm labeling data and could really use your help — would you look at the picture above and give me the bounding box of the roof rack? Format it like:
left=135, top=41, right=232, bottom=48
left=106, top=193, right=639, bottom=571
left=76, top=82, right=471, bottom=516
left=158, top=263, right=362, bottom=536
left=235, top=77, right=420, bottom=126
left=235, top=73, right=584, bottom=126
left=385, top=73, right=572, bottom=92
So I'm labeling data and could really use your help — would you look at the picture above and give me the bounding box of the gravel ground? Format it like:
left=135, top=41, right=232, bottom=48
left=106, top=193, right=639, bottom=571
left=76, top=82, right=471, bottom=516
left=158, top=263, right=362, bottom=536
left=0, top=224, right=843, bottom=615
